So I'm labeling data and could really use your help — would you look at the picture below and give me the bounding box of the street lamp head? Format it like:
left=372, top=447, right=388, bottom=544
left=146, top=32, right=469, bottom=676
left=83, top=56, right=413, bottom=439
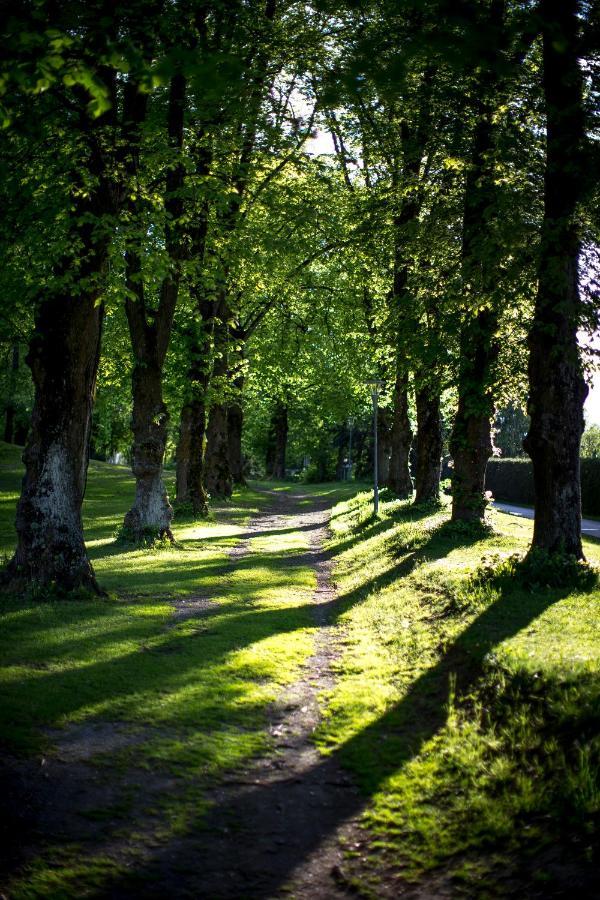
left=365, top=378, right=384, bottom=400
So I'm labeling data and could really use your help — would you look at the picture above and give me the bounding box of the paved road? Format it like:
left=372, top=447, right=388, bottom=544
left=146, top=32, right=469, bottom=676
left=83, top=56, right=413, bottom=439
left=494, top=502, right=600, bottom=539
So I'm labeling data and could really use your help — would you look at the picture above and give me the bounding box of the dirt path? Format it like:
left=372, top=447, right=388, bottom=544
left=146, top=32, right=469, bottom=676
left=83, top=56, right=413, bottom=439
left=1, top=488, right=376, bottom=900
left=148, top=487, right=367, bottom=898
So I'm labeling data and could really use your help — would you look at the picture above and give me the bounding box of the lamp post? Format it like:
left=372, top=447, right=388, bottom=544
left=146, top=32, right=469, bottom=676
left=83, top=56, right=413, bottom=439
left=366, top=380, right=384, bottom=514
left=348, top=416, right=354, bottom=481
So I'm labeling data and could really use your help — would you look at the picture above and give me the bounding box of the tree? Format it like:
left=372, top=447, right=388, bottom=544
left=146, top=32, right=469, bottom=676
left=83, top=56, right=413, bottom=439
left=1, top=2, right=148, bottom=593
left=122, top=72, right=186, bottom=542
left=523, top=0, right=590, bottom=558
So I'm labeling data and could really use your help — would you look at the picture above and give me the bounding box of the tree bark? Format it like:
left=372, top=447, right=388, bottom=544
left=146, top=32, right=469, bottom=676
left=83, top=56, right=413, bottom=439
left=3, top=345, right=19, bottom=444
left=174, top=141, right=213, bottom=515
left=228, top=373, right=246, bottom=486
left=266, top=402, right=288, bottom=479
left=450, top=311, right=499, bottom=521
left=5, top=202, right=109, bottom=593
left=175, top=404, right=192, bottom=504
left=388, top=370, right=413, bottom=497
left=414, top=381, right=443, bottom=504
left=227, top=402, right=245, bottom=485
left=204, top=311, right=233, bottom=500
left=176, top=391, right=209, bottom=516
left=335, top=425, right=346, bottom=481
left=204, top=404, right=232, bottom=498
left=123, top=74, right=186, bottom=541
left=450, top=0, right=506, bottom=522
left=378, top=408, right=392, bottom=487
left=123, top=341, right=174, bottom=540
left=523, top=0, right=587, bottom=558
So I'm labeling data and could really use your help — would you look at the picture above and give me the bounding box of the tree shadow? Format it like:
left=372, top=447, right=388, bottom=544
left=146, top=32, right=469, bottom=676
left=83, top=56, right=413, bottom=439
left=4, top=484, right=584, bottom=897
left=92, top=537, right=577, bottom=896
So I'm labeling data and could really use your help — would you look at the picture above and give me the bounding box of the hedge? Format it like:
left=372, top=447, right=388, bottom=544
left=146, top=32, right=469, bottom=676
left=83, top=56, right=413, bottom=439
left=485, top=457, right=600, bottom=517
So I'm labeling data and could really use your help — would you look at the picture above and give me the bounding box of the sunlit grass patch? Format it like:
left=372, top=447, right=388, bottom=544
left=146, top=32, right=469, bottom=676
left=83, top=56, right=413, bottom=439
left=0, top=448, right=332, bottom=897
left=318, top=488, right=600, bottom=889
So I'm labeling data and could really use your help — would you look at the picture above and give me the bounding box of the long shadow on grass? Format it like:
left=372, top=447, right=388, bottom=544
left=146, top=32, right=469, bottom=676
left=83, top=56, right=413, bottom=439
left=158, top=584, right=571, bottom=897
left=2, top=494, right=546, bottom=896
left=0, top=502, right=463, bottom=755
left=92, top=516, right=578, bottom=896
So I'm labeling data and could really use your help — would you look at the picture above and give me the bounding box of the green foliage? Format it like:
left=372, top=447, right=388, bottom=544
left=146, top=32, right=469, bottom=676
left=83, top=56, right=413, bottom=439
left=494, top=404, right=529, bottom=458
left=473, top=550, right=597, bottom=592
left=582, top=424, right=600, bottom=459
left=486, top=457, right=600, bottom=516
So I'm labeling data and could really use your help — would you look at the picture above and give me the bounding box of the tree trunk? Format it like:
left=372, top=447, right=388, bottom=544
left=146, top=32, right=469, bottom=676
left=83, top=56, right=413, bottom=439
left=204, top=402, right=232, bottom=499
left=414, top=382, right=443, bottom=504
left=176, top=390, right=210, bottom=516
left=3, top=66, right=120, bottom=594
left=123, top=357, right=174, bottom=540
left=3, top=344, right=19, bottom=444
left=273, top=403, right=288, bottom=480
left=227, top=358, right=246, bottom=486
left=267, top=402, right=288, bottom=479
left=175, top=299, right=212, bottom=515
left=175, top=405, right=192, bottom=504
left=204, top=311, right=233, bottom=500
left=388, top=370, right=413, bottom=497
left=228, top=397, right=245, bottom=486
left=450, top=311, right=499, bottom=522
left=5, top=223, right=108, bottom=594
left=450, top=3, right=506, bottom=522
left=265, top=426, right=276, bottom=478
left=335, top=426, right=346, bottom=481
left=122, top=74, right=186, bottom=540
left=523, top=0, right=587, bottom=558
left=378, top=408, right=392, bottom=487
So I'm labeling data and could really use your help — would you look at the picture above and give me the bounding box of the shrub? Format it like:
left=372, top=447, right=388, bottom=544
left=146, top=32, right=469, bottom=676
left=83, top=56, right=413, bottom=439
left=485, top=457, right=600, bottom=516
left=473, top=550, right=597, bottom=591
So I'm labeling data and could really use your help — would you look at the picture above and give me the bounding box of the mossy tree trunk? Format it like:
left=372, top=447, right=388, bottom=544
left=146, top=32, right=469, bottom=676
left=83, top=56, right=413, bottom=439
left=123, top=75, right=187, bottom=541
left=5, top=73, right=120, bottom=593
left=523, top=0, right=587, bottom=558
left=388, top=370, right=413, bottom=498
left=414, top=381, right=443, bottom=504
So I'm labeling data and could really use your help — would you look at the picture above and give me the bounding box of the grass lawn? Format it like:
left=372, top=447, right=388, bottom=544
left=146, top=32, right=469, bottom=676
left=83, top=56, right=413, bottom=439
left=318, top=488, right=600, bottom=895
left=0, top=443, right=362, bottom=896
left=1, top=440, right=598, bottom=897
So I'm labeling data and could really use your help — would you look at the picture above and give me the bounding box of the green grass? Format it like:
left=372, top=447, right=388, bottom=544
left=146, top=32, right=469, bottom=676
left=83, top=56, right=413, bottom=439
left=2, top=440, right=599, bottom=896
left=316, top=488, right=600, bottom=893
left=0, top=443, right=333, bottom=896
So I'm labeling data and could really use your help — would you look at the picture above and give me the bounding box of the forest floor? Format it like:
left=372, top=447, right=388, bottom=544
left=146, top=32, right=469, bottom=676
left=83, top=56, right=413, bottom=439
left=0, top=442, right=599, bottom=898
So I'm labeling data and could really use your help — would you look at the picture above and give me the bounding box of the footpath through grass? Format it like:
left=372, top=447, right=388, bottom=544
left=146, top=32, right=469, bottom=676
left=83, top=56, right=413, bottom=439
left=1, top=440, right=599, bottom=896
left=317, top=488, right=600, bottom=895
left=0, top=443, right=360, bottom=897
